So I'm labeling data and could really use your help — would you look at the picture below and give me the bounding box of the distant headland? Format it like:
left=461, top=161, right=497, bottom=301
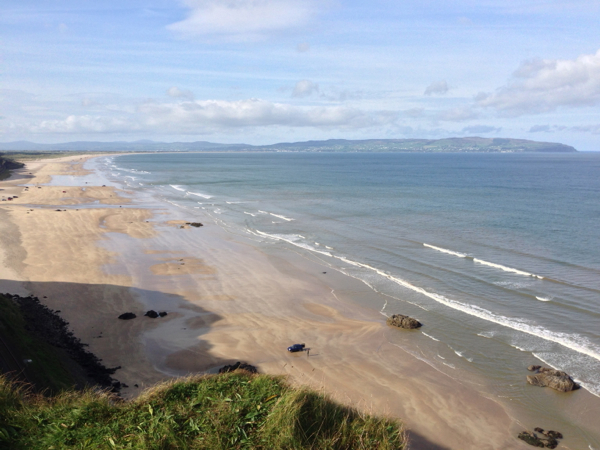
left=0, top=137, right=577, bottom=153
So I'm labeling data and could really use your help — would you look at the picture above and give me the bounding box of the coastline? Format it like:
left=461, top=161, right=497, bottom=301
left=0, top=154, right=540, bottom=449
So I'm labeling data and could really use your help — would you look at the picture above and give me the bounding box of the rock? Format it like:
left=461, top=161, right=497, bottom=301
left=528, top=365, right=541, bottom=372
left=517, top=432, right=545, bottom=448
left=526, top=367, right=579, bottom=392
left=218, top=361, right=258, bottom=374
left=386, top=314, right=422, bottom=329
left=158, top=311, right=168, bottom=317
left=144, top=310, right=159, bottom=318
left=546, top=431, right=563, bottom=439
left=118, top=312, right=136, bottom=320
left=187, top=222, right=203, bottom=227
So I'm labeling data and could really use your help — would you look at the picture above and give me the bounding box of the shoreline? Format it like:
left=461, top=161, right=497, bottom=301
left=0, top=154, right=546, bottom=449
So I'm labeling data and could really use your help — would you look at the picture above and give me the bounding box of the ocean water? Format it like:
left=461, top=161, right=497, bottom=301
left=94, top=152, right=600, bottom=444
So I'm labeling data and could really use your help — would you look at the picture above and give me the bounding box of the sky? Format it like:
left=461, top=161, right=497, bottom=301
left=1, top=0, right=599, bottom=150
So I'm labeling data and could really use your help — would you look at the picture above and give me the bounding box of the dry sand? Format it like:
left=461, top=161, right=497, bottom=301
left=0, top=155, right=529, bottom=449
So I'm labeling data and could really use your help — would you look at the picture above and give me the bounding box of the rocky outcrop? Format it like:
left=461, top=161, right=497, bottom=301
left=517, top=428, right=562, bottom=449
left=526, top=367, right=579, bottom=392
left=218, top=361, right=258, bottom=374
left=118, top=312, right=136, bottom=320
left=386, top=314, right=422, bottom=329
left=8, top=293, right=121, bottom=391
left=527, top=365, right=541, bottom=372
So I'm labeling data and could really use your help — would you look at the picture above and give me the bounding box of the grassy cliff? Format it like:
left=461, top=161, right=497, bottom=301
left=0, top=155, right=25, bottom=180
left=0, top=371, right=405, bottom=449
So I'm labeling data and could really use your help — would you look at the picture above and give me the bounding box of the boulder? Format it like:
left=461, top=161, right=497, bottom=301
left=218, top=361, right=258, bottom=374
left=526, top=367, right=579, bottom=392
left=517, top=432, right=545, bottom=448
left=528, top=365, right=541, bottom=372
left=158, top=311, right=168, bottom=317
left=386, top=314, right=422, bottom=329
left=144, top=310, right=159, bottom=318
left=186, top=222, right=203, bottom=227
left=118, top=312, right=136, bottom=320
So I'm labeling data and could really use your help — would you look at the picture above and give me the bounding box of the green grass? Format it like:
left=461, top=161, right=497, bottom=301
left=0, top=295, right=77, bottom=393
left=0, top=372, right=406, bottom=449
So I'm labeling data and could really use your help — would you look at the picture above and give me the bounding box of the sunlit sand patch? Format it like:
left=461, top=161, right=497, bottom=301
left=303, top=302, right=339, bottom=320
left=150, top=257, right=217, bottom=276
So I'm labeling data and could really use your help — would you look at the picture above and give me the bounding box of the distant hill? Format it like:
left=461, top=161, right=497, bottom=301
left=0, top=137, right=577, bottom=153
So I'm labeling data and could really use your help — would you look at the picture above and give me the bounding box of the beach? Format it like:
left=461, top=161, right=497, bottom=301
left=0, top=154, right=577, bottom=449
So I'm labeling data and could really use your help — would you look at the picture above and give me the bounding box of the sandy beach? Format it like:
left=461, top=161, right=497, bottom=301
left=0, top=155, right=533, bottom=449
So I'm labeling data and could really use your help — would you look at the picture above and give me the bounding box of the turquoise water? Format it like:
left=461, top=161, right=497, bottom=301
left=96, top=152, right=600, bottom=444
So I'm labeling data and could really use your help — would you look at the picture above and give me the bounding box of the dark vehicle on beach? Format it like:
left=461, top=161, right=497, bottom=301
left=287, top=343, right=305, bottom=353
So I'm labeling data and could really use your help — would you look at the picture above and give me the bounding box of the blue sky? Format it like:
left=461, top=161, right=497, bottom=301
left=1, top=1, right=599, bottom=149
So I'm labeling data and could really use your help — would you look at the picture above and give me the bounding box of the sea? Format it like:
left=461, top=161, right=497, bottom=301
left=92, top=151, right=600, bottom=447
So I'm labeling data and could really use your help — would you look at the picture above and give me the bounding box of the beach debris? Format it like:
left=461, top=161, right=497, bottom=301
left=186, top=222, right=203, bottom=227
left=517, top=428, right=563, bottom=448
left=386, top=314, right=422, bottom=329
left=118, top=312, right=137, bottom=320
left=218, top=361, right=258, bottom=374
left=526, top=367, right=579, bottom=392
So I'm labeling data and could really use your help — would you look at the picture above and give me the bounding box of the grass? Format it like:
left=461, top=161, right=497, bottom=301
left=0, top=295, right=77, bottom=393
left=0, top=372, right=406, bottom=449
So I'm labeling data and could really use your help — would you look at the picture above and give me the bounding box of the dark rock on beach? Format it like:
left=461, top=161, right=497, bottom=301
left=218, top=361, right=258, bottom=374
left=144, top=310, right=167, bottom=318
left=118, top=312, right=136, bottom=320
left=518, top=428, right=562, bottom=449
left=518, top=432, right=545, bottom=448
left=528, top=365, right=541, bottom=372
left=186, top=222, right=203, bottom=227
left=526, top=366, right=579, bottom=392
left=386, top=314, right=422, bottom=329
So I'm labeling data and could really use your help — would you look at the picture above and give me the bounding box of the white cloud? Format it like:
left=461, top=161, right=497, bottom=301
left=292, top=80, right=319, bottom=98
left=461, top=125, right=501, bottom=134
left=528, top=125, right=552, bottom=133
left=477, top=49, right=600, bottom=115
left=167, top=86, right=195, bottom=100
left=9, top=98, right=397, bottom=135
left=437, top=106, right=479, bottom=122
left=138, top=98, right=391, bottom=129
left=529, top=124, right=600, bottom=134
left=32, top=115, right=139, bottom=133
left=168, top=0, right=321, bottom=40
left=424, top=80, right=449, bottom=96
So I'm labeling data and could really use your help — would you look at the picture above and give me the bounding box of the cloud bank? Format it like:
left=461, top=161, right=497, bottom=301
left=477, top=49, right=600, bottom=115
left=11, top=98, right=397, bottom=135
left=168, top=0, right=321, bottom=40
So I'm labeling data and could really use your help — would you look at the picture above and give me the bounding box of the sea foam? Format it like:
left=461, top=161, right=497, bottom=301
left=423, top=243, right=468, bottom=258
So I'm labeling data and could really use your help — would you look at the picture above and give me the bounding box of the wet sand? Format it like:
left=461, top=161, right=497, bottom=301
left=0, top=155, right=529, bottom=449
